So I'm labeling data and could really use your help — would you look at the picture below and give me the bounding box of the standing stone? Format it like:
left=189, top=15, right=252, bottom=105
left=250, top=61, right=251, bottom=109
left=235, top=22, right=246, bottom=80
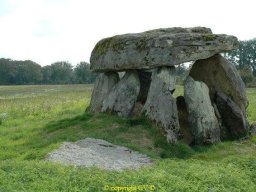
left=215, top=91, right=247, bottom=139
left=142, top=67, right=179, bottom=143
left=87, top=72, right=119, bottom=112
left=184, top=76, right=220, bottom=144
left=189, top=54, right=247, bottom=115
left=101, top=71, right=140, bottom=117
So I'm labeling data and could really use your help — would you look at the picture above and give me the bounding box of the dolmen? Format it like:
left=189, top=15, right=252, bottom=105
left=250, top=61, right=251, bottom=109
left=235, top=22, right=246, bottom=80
left=87, top=27, right=248, bottom=145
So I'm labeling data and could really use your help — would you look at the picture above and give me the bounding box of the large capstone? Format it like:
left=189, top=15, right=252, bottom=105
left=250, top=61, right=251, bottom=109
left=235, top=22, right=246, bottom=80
left=142, top=67, right=179, bottom=143
left=184, top=76, right=220, bottom=144
left=215, top=91, right=247, bottom=139
left=87, top=72, right=119, bottom=112
left=189, top=54, right=247, bottom=115
left=90, top=27, right=238, bottom=72
left=101, top=71, right=140, bottom=117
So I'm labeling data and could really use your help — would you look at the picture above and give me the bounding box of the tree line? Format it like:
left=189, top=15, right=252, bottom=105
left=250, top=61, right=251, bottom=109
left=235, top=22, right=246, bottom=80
left=0, top=39, right=255, bottom=86
left=0, top=59, right=96, bottom=85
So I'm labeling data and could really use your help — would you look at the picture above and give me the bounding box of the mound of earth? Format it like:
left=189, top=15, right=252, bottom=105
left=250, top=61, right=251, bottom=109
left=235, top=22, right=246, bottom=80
left=46, top=138, right=152, bottom=170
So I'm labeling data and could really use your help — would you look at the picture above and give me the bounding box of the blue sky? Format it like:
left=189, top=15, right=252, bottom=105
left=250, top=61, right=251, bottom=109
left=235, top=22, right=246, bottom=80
left=0, top=0, right=255, bottom=66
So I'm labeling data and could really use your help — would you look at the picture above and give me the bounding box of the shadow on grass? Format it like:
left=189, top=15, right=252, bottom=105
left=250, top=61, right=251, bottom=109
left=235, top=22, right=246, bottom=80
left=24, top=112, right=240, bottom=161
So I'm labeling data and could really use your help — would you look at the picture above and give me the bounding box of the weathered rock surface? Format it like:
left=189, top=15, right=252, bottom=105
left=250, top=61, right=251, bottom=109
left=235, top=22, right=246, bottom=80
left=131, top=102, right=144, bottom=116
left=101, top=71, right=140, bottom=117
left=90, top=27, right=239, bottom=72
left=142, top=67, right=179, bottom=143
left=87, top=72, right=119, bottom=112
left=189, top=54, right=247, bottom=115
left=184, top=76, right=220, bottom=144
left=215, top=91, right=247, bottom=139
left=46, top=138, right=152, bottom=170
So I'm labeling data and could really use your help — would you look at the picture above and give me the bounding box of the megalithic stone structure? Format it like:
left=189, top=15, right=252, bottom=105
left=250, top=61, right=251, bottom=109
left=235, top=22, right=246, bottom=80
left=87, top=27, right=248, bottom=145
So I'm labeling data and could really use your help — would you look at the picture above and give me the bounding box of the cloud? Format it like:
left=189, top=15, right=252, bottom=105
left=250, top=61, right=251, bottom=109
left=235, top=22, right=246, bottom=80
left=0, top=0, right=255, bottom=66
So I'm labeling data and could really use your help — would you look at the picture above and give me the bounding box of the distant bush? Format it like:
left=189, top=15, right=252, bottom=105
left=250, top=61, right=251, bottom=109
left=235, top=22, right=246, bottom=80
left=247, top=77, right=256, bottom=88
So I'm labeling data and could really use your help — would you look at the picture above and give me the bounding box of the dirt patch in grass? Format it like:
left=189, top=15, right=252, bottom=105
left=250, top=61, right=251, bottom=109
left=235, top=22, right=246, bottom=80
left=46, top=138, right=152, bottom=170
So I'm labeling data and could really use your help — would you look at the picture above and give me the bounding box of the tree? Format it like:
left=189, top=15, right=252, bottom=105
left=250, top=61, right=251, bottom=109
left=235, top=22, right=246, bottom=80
left=0, top=59, right=42, bottom=85
left=74, top=62, right=96, bottom=83
left=0, top=58, right=17, bottom=84
left=224, top=39, right=256, bottom=75
left=239, top=66, right=254, bottom=85
left=176, top=63, right=187, bottom=76
left=50, top=61, right=74, bottom=84
left=245, top=39, right=256, bottom=75
left=15, top=60, right=42, bottom=84
left=42, top=65, right=53, bottom=84
left=176, top=63, right=190, bottom=85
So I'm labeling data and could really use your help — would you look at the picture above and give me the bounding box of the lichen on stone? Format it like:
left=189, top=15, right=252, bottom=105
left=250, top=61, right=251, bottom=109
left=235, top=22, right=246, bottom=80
left=135, top=38, right=148, bottom=52
left=201, top=34, right=217, bottom=41
left=92, top=36, right=126, bottom=57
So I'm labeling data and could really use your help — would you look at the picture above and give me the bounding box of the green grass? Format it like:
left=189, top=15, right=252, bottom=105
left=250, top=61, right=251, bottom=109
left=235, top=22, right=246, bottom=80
left=0, top=85, right=256, bottom=191
left=246, top=88, right=256, bottom=122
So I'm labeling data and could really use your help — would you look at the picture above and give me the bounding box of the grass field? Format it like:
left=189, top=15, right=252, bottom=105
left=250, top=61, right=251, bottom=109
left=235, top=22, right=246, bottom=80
left=0, top=84, right=256, bottom=192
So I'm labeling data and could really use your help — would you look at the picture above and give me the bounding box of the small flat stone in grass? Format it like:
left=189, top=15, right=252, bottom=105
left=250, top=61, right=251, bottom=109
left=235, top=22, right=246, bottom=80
left=45, top=138, right=152, bottom=170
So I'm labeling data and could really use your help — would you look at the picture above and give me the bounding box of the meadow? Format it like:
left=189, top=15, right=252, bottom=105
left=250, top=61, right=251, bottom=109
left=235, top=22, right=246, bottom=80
left=0, top=84, right=256, bottom=192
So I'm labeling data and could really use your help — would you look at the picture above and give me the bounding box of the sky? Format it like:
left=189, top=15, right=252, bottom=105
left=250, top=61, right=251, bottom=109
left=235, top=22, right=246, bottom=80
left=0, top=0, right=255, bottom=66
